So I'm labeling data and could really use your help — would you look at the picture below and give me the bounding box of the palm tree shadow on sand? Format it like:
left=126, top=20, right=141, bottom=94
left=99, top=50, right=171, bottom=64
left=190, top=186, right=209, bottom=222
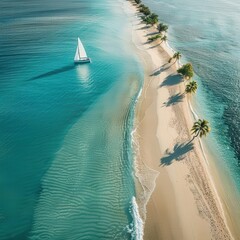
left=28, top=64, right=75, bottom=81
left=150, top=63, right=170, bottom=76
left=148, top=43, right=160, bottom=49
left=160, top=141, right=194, bottom=166
left=163, top=92, right=185, bottom=107
left=159, top=74, right=183, bottom=87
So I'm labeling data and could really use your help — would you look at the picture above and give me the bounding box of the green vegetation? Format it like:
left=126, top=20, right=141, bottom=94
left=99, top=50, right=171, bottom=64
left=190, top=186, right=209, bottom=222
left=185, top=81, right=198, bottom=94
left=131, top=1, right=210, bottom=140
left=138, top=3, right=158, bottom=25
left=157, top=23, right=168, bottom=33
left=148, top=34, right=162, bottom=42
left=139, top=4, right=151, bottom=16
left=168, top=52, right=181, bottom=63
left=191, top=119, right=210, bottom=138
left=131, top=0, right=209, bottom=141
left=177, top=63, right=194, bottom=79
left=161, top=35, right=167, bottom=42
left=142, top=13, right=158, bottom=26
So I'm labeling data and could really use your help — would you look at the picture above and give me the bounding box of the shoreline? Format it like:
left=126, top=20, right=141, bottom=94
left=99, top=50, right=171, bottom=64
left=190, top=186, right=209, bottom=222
left=124, top=1, right=235, bottom=239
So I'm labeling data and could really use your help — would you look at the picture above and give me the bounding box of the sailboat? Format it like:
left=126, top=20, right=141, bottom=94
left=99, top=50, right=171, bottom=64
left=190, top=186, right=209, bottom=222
left=74, top=37, right=91, bottom=64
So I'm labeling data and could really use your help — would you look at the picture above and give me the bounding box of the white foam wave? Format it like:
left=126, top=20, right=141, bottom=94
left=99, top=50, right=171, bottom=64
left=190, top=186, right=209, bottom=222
left=166, top=41, right=175, bottom=54
left=127, top=197, right=144, bottom=240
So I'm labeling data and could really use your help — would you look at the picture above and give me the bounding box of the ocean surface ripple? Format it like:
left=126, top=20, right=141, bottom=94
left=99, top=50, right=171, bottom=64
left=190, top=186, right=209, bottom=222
left=0, top=0, right=143, bottom=239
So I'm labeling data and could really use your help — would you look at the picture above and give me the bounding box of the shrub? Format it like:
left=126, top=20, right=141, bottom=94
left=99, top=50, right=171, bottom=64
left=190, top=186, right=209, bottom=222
left=177, top=63, right=194, bottom=79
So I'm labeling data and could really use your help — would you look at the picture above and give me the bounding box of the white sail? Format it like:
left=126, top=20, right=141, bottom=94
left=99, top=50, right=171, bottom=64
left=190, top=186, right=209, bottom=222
left=74, top=37, right=90, bottom=63
left=74, top=46, right=80, bottom=61
left=78, top=38, right=87, bottom=58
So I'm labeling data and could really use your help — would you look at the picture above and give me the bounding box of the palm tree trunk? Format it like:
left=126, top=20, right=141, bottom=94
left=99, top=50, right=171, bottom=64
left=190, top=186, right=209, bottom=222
left=191, top=131, right=200, bottom=141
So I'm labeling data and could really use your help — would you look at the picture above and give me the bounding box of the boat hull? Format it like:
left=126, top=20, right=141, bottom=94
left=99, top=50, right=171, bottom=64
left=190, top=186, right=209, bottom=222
left=74, top=58, right=91, bottom=64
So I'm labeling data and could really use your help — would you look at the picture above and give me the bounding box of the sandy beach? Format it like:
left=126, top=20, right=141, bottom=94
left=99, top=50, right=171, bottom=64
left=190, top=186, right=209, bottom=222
left=124, top=1, right=235, bottom=239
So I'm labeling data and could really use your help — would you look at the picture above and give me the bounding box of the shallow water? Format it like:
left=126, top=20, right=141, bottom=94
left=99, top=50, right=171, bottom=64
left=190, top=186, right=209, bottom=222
left=144, top=0, right=240, bottom=234
left=0, top=0, right=143, bottom=239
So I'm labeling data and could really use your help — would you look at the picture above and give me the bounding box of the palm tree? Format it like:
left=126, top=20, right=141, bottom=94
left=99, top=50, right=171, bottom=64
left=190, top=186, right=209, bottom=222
left=157, top=23, right=168, bottom=33
left=191, top=119, right=210, bottom=139
left=185, top=81, right=198, bottom=94
left=169, top=52, right=182, bottom=63
left=142, top=13, right=158, bottom=26
left=148, top=34, right=161, bottom=42
left=161, top=35, right=167, bottom=43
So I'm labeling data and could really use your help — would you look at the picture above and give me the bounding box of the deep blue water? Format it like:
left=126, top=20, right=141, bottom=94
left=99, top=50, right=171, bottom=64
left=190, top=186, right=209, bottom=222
left=144, top=0, right=240, bottom=233
left=0, top=0, right=143, bottom=239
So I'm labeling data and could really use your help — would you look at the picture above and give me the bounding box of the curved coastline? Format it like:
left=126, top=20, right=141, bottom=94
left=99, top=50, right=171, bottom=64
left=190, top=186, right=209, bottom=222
left=124, top=0, right=235, bottom=239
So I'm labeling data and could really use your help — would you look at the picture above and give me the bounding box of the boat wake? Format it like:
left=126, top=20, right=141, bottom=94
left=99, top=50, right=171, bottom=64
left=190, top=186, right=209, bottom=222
left=28, top=64, right=75, bottom=81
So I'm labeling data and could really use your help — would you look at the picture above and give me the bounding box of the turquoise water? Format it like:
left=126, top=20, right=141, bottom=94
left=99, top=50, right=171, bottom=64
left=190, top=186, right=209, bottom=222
left=144, top=0, right=240, bottom=233
left=0, top=0, right=143, bottom=239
